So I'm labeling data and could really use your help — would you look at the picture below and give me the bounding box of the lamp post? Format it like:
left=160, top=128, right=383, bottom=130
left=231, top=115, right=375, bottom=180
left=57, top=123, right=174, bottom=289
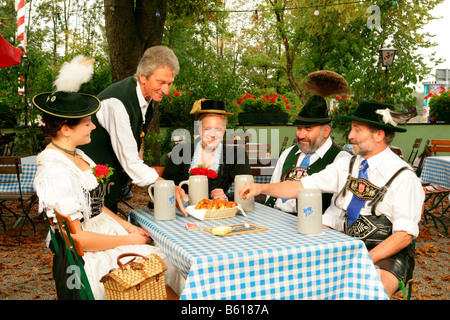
left=379, top=47, right=398, bottom=100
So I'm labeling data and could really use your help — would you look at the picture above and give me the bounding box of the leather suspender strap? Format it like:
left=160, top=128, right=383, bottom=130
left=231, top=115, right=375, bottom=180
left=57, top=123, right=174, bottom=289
left=334, top=155, right=357, bottom=205
left=368, top=166, right=410, bottom=215
left=335, top=155, right=412, bottom=215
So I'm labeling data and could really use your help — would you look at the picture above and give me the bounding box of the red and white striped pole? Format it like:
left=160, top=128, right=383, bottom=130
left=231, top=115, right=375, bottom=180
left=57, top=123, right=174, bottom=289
left=16, top=0, right=26, bottom=120
left=16, top=0, right=26, bottom=52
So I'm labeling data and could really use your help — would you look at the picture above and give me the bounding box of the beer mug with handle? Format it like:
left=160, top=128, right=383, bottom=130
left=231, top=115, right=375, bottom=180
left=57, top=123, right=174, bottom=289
left=148, top=180, right=176, bottom=220
left=234, top=174, right=255, bottom=212
left=179, top=175, right=209, bottom=206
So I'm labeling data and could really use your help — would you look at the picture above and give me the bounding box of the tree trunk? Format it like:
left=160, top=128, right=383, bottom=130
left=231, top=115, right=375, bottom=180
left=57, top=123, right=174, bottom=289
left=103, top=0, right=168, bottom=165
left=273, top=6, right=306, bottom=104
left=103, top=0, right=168, bottom=82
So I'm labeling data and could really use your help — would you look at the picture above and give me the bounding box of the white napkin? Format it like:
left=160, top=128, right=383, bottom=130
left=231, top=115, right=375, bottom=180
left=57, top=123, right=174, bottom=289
left=186, top=204, right=247, bottom=220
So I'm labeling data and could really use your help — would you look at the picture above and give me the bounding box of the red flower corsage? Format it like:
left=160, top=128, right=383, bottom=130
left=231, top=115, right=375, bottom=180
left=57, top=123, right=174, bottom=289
left=189, top=166, right=218, bottom=179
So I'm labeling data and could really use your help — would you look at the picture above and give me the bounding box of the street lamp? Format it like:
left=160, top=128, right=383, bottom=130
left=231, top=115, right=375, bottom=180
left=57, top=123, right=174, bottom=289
left=379, top=47, right=397, bottom=68
left=379, top=47, right=398, bottom=101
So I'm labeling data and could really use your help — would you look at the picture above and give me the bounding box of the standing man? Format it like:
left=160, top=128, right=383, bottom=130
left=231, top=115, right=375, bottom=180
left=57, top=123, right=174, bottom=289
left=80, top=46, right=188, bottom=214
left=266, top=70, right=351, bottom=214
left=239, top=100, right=423, bottom=298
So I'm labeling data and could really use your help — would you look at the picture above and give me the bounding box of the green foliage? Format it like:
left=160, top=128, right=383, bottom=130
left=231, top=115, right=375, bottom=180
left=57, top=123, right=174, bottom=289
left=330, top=95, right=358, bottom=141
left=13, top=125, right=47, bottom=156
left=428, top=88, right=450, bottom=122
left=159, top=90, right=197, bottom=129
left=143, top=132, right=165, bottom=166
left=1, top=0, right=447, bottom=159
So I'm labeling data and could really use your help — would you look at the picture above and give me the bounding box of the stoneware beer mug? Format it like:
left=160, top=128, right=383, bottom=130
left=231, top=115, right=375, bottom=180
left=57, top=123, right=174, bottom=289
left=234, top=174, right=254, bottom=212
left=297, top=188, right=322, bottom=234
left=179, top=175, right=208, bottom=206
left=148, top=180, right=176, bottom=220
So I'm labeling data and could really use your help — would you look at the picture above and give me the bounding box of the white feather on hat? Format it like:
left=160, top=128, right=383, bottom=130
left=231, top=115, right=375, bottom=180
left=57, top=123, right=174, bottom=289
left=53, top=55, right=95, bottom=92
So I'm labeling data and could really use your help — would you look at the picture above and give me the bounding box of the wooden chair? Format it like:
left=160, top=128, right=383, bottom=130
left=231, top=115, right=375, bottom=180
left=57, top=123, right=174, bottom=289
left=390, top=146, right=404, bottom=159
left=430, top=139, right=450, bottom=155
left=250, top=158, right=278, bottom=176
left=117, top=181, right=135, bottom=218
left=406, top=138, right=422, bottom=164
left=54, top=208, right=179, bottom=300
left=0, top=156, right=37, bottom=244
left=422, top=184, right=449, bottom=236
left=414, top=139, right=430, bottom=177
left=228, top=133, right=252, bottom=144
left=246, top=143, right=271, bottom=159
left=279, top=136, right=290, bottom=156
left=401, top=195, right=425, bottom=300
left=54, top=208, right=95, bottom=300
left=0, top=132, right=16, bottom=156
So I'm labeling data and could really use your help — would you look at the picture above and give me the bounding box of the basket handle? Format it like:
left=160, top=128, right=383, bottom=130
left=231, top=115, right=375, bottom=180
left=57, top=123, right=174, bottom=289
left=117, top=253, right=149, bottom=270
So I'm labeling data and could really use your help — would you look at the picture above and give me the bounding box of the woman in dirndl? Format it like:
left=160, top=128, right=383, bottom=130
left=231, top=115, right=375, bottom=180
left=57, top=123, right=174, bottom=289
left=33, top=55, right=185, bottom=300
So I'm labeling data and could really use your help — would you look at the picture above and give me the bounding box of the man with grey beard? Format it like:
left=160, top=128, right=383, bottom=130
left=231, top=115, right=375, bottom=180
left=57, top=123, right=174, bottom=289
left=239, top=99, right=423, bottom=299
left=265, top=94, right=350, bottom=214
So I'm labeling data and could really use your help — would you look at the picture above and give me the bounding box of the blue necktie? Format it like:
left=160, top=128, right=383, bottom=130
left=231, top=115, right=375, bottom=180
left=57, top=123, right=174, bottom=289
left=300, top=153, right=312, bottom=167
left=346, top=159, right=369, bottom=226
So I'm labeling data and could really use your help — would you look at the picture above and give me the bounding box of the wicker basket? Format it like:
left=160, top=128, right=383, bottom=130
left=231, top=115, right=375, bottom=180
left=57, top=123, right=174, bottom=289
left=204, top=207, right=238, bottom=220
left=100, top=253, right=167, bottom=300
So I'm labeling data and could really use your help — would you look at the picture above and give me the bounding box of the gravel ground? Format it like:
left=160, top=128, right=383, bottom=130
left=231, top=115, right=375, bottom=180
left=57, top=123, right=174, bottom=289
left=0, top=186, right=449, bottom=300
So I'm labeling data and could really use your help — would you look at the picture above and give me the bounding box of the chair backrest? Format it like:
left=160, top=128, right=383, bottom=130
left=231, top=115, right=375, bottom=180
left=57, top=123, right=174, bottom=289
left=430, top=139, right=450, bottom=154
left=249, top=158, right=277, bottom=176
left=406, top=138, right=422, bottom=164
left=0, top=156, right=22, bottom=175
left=0, top=157, right=24, bottom=196
left=54, top=208, right=85, bottom=257
left=390, top=146, right=404, bottom=159
left=415, top=140, right=431, bottom=177
left=246, top=143, right=271, bottom=158
left=53, top=208, right=95, bottom=300
left=228, top=133, right=252, bottom=144
left=279, top=136, right=289, bottom=156
left=0, top=133, right=16, bottom=156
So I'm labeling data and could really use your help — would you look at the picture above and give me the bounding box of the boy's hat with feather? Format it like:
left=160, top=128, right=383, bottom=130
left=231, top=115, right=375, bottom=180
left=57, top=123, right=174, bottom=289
left=293, top=70, right=350, bottom=126
left=33, top=55, right=100, bottom=118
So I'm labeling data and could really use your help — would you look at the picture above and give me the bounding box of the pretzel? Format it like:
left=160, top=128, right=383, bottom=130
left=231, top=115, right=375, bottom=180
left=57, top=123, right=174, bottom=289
left=195, top=199, right=238, bottom=210
left=226, top=201, right=238, bottom=208
left=195, top=199, right=213, bottom=210
left=212, top=200, right=227, bottom=210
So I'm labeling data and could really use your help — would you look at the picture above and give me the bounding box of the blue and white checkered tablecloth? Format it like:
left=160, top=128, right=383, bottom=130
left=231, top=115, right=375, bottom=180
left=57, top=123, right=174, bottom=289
left=421, top=156, right=450, bottom=189
left=0, top=160, right=37, bottom=193
left=130, top=203, right=388, bottom=300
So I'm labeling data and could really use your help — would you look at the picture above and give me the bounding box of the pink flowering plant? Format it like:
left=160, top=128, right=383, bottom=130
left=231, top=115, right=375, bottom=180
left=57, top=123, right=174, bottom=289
left=237, top=93, right=291, bottom=113
left=426, top=87, right=450, bottom=122
left=92, top=164, right=114, bottom=184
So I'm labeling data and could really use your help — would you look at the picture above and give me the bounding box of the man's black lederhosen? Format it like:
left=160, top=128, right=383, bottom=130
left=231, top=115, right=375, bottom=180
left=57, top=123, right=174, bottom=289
left=336, top=155, right=415, bottom=284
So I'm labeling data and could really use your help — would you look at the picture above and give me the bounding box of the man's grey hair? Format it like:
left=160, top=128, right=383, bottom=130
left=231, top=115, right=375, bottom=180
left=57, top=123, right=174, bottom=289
left=133, top=46, right=179, bottom=81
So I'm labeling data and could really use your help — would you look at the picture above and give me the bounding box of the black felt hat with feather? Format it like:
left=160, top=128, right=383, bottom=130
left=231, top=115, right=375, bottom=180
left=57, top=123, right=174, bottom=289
left=339, top=100, right=417, bottom=132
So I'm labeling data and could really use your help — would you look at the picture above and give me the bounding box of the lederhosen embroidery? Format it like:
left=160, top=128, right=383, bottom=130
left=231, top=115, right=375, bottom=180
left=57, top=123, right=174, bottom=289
left=336, top=155, right=410, bottom=246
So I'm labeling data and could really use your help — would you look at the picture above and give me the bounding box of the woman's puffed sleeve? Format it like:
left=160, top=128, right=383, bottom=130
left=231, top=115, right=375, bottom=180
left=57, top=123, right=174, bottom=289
left=34, top=169, right=86, bottom=222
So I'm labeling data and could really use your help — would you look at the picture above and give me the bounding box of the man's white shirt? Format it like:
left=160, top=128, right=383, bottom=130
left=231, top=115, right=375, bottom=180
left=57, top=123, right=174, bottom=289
left=301, top=147, right=424, bottom=237
left=95, top=82, right=158, bottom=187
left=268, top=137, right=350, bottom=212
